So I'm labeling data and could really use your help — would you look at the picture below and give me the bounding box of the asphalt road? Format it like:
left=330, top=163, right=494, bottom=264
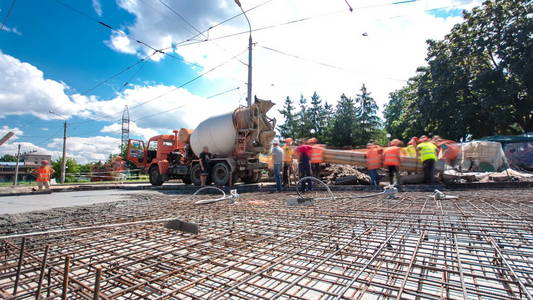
left=0, top=190, right=156, bottom=215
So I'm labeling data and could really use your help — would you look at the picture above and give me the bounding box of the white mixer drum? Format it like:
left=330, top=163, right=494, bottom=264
left=190, top=112, right=237, bottom=156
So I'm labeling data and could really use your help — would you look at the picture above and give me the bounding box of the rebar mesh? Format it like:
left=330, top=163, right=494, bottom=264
left=0, top=190, right=531, bottom=299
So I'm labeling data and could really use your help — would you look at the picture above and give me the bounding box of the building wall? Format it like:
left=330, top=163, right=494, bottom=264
left=23, top=154, right=52, bottom=166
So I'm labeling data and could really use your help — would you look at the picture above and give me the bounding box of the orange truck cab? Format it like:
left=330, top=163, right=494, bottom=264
left=127, top=129, right=194, bottom=186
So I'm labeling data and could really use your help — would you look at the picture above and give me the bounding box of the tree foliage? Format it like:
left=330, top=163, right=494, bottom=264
left=277, top=86, right=383, bottom=147
left=0, top=154, right=18, bottom=162
left=384, top=0, right=532, bottom=140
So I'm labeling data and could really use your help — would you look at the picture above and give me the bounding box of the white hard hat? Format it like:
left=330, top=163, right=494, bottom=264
left=272, top=139, right=280, bottom=144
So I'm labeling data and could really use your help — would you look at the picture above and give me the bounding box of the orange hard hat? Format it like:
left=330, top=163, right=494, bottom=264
left=285, top=138, right=293, bottom=144
left=41, top=160, right=49, bottom=165
left=115, top=156, right=123, bottom=160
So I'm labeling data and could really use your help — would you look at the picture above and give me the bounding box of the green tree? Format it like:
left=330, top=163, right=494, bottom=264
left=308, top=92, right=326, bottom=139
left=355, top=84, right=381, bottom=144
left=384, top=0, right=532, bottom=140
left=52, top=158, right=81, bottom=183
left=278, top=96, right=298, bottom=139
left=329, top=94, right=359, bottom=147
left=0, top=154, right=17, bottom=162
left=294, top=95, right=313, bottom=138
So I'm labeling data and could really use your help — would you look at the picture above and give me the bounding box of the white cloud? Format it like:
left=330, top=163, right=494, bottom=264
left=101, top=121, right=159, bottom=140
left=106, top=0, right=482, bottom=117
left=1, top=26, right=22, bottom=35
left=47, top=136, right=121, bottom=164
left=92, top=0, right=103, bottom=16
left=0, top=51, right=84, bottom=120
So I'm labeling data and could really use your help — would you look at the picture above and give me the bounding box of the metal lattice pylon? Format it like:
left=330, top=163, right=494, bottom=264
left=121, top=105, right=130, bottom=151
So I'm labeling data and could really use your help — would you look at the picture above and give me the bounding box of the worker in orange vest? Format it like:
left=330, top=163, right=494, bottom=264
left=32, top=160, right=55, bottom=191
left=383, top=139, right=403, bottom=185
left=307, top=137, right=323, bottom=178
left=365, top=140, right=382, bottom=186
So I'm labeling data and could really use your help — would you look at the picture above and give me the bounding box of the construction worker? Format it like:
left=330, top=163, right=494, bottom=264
left=296, top=139, right=313, bottom=192
left=199, top=146, right=212, bottom=187
left=32, top=160, right=55, bottom=191
left=308, top=137, right=323, bottom=178
left=271, top=139, right=284, bottom=192
left=404, top=137, right=418, bottom=157
left=112, top=156, right=126, bottom=181
left=417, top=136, right=438, bottom=184
left=383, top=139, right=402, bottom=185
left=282, top=138, right=294, bottom=186
left=365, top=140, right=382, bottom=186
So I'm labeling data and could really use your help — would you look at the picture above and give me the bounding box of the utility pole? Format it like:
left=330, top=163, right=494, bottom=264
left=61, top=120, right=67, bottom=184
left=50, top=110, right=68, bottom=184
left=13, top=144, right=21, bottom=186
left=234, top=0, right=253, bottom=107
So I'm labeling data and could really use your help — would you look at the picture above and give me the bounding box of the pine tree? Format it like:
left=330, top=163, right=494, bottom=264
left=295, top=94, right=313, bottom=138
left=278, top=96, right=298, bottom=139
left=355, top=84, right=381, bottom=145
left=329, top=94, right=359, bottom=147
left=308, top=92, right=325, bottom=139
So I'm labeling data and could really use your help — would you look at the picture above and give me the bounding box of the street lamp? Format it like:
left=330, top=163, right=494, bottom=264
left=234, top=0, right=253, bottom=107
left=49, top=110, right=68, bottom=184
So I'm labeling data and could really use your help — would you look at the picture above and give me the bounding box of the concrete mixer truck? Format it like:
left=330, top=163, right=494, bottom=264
left=126, top=99, right=276, bottom=186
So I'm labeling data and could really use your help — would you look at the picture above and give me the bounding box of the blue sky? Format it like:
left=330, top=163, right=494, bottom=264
left=0, top=0, right=481, bottom=163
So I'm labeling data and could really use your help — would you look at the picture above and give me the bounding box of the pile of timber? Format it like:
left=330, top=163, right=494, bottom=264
left=324, top=164, right=371, bottom=185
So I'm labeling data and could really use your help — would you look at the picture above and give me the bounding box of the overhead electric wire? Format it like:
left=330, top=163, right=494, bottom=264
left=0, top=0, right=17, bottom=32
left=260, top=45, right=407, bottom=82
left=129, top=48, right=247, bottom=111
left=53, top=0, right=175, bottom=58
left=160, top=0, right=277, bottom=51
left=83, top=52, right=157, bottom=95
left=157, top=0, right=248, bottom=66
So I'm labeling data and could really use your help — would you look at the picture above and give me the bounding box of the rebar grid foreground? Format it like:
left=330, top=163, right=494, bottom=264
left=0, top=190, right=531, bottom=299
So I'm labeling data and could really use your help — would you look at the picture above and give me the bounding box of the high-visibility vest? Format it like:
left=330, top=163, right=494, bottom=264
left=417, top=142, right=438, bottom=162
left=366, top=146, right=382, bottom=170
left=383, top=146, right=401, bottom=166
left=309, top=145, right=325, bottom=163
left=35, top=167, right=52, bottom=182
left=282, top=145, right=294, bottom=163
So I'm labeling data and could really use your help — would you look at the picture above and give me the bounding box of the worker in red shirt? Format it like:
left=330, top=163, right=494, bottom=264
left=365, top=140, right=382, bottom=186
left=32, top=160, right=55, bottom=191
left=383, top=139, right=403, bottom=185
left=296, top=139, right=313, bottom=192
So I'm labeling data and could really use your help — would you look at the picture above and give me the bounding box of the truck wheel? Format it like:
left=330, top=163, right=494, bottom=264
left=182, top=176, right=192, bottom=185
left=211, top=162, right=230, bottom=186
left=242, top=171, right=262, bottom=184
left=190, top=164, right=202, bottom=186
left=149, top=165, right=164, bottom=186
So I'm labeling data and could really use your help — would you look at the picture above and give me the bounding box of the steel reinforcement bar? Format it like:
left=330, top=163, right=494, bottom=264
left=0, top=190, right=531, bottom=299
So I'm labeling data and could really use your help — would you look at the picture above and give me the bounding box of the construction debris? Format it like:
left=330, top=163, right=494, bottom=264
left=323, top=164, right=371, bottom=185
left=0, top=190, right=531, bottom=299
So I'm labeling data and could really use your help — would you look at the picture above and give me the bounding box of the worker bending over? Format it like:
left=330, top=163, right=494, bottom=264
left=417, top=136, right=438, bottom=184
left=271, top=139, right=284, bottom=192
left=365, top=140, right=382, bottom=186
left=282, top=138, right=294, bottom=186
left=32, top=160, right=55, bottom=191
left=199, top=146, right=212, bottom=187
left=296, top=139, right=313, bottom=192
left=383, top=139, right=402, bottom=185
